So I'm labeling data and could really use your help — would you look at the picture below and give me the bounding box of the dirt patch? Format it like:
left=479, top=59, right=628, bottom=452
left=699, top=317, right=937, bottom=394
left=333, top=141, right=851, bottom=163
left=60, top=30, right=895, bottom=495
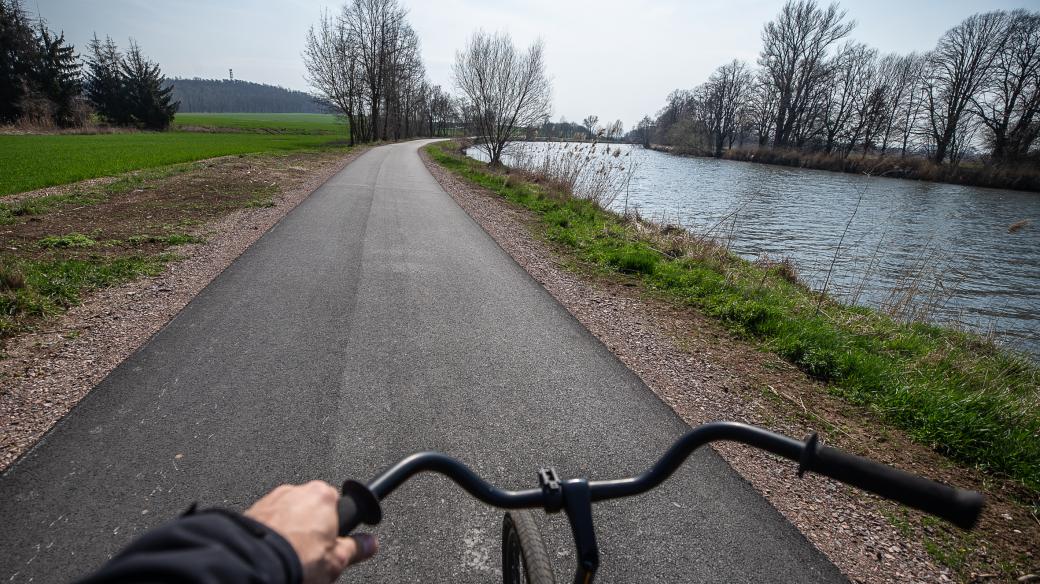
left=421, top=147, right=1040, bottom=583
left=0, top=147, right=368, bottom=471
left=1, top=156, right=293, bottom=263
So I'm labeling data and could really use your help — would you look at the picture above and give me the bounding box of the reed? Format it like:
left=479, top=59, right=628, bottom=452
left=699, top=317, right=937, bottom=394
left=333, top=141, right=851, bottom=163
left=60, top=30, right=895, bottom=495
left=653, top=145, right=1040, bottom=192
left=499, top=137, right=637, bottom=208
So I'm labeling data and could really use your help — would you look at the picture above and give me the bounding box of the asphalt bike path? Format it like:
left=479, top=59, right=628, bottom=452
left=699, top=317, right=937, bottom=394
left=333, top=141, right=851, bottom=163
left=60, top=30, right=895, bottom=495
left=0, top=140, right=846, bottom=582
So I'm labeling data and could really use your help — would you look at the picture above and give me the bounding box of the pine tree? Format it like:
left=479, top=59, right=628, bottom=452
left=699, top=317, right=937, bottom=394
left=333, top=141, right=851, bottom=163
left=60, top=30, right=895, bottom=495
left=0, top=0, right=37, bottom=123
left=32, top=24, right=80, bottom=127
left=121, top=40, right=178, bottom=129
left=84, top=34, right=128, bottom=125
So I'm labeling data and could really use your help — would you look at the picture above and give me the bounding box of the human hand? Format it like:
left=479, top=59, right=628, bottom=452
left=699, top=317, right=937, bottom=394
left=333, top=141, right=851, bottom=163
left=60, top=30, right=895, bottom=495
left=245, top=481, right=378, bottom=584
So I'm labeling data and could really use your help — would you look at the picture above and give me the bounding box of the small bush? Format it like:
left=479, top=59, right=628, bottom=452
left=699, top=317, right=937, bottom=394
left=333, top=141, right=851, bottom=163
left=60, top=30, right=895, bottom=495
left=605, top=245, right=659, bottom=275
left=38, top=233, right=97, bottom=248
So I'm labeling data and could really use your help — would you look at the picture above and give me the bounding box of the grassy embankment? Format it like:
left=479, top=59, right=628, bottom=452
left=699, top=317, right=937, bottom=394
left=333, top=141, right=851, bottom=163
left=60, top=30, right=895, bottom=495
left=654, top=144, right=1040, bottom=192
left=0, top=113, right=351, bottom=343
left=426, top=140, right=1040, bottom=496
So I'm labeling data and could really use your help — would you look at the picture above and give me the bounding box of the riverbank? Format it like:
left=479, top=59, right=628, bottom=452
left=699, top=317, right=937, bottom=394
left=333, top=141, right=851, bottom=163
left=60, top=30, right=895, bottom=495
left=650, top=144, right=1040, bottom=193
left=425, top=139, right=1039, bottom=582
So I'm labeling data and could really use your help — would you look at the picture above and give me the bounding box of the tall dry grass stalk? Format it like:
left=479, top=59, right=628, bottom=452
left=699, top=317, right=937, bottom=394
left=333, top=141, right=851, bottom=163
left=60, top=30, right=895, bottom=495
left=1008, top=219, right=1031, bottom=233
left=879, top=243, right=961, bottom=324
left=508, top=137, right=638, bottom=208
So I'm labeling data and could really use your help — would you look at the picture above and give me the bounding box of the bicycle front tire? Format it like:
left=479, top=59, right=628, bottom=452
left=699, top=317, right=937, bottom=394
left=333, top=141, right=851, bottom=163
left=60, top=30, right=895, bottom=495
left=501, top=510, right=556, bottom=584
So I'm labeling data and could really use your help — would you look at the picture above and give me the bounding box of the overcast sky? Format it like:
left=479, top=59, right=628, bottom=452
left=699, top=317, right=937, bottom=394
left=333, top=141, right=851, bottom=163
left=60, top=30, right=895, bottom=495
left=32, top=0, right=1039, bottom=128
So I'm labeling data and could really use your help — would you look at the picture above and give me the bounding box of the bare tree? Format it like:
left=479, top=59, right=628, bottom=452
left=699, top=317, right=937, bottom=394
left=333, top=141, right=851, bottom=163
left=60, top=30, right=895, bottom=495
left=840, top=45, right=881, bottom=156
left=873, top=53, right=923, bottom=156
left=856, top=69, right=890, bottom=155
left=453, top=31, right=552, bottom=166
left=745, top=76, right=778, bottom=146
left=922, top=11, right=1009, bottom=163
left=758, top=0, right=855, bottom=147
left=304, top=10, right=360, bottom=143
left=821, top=42, right=873, bottom=154
left=582, top=114, right=600, bottom=136
left=631, top=115, right=654, bottom=147
left=305, top=0, right=435, bottom=144
left=972, top=10, right=1040, bottom=162
left=425, top=85, right=459, bottom=137
left=605, top=119, right=624, bottom=140
left=653, top=88, right=702, bottom=148
left=701, top=60, right=752, bottom=156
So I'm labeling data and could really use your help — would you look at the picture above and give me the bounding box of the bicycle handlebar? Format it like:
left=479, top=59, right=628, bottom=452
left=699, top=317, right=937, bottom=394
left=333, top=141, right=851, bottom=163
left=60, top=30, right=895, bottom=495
left=336, top=422, right=984, bottom=537
left=802, top=438, right=983, bottom=529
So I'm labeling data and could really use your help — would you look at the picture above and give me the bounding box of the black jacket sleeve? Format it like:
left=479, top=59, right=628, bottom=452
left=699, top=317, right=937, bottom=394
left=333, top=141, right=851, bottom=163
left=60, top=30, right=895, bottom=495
left=76, top=509, right=303, bottom=584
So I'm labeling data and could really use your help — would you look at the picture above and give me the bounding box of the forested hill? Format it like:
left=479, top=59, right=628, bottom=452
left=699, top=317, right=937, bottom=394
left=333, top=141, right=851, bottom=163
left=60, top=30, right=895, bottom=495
left=167, top=79, right=326, bottom=113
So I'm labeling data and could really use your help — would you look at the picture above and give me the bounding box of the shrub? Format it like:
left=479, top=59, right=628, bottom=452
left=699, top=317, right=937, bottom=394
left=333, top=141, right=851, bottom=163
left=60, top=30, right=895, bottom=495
left=38, top=233, right=97, bottom=248
left=605, top=245, right=659, bottom=274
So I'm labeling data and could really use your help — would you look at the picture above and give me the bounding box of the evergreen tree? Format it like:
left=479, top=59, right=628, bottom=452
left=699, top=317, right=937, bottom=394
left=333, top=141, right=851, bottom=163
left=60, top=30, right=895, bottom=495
left=0, top=0, right=37, bottom=123
left=32, top=24, right=80, bottom=126
left=121, top=40, right=177, bottom=129
left=84, top=35, right=127, bottom=124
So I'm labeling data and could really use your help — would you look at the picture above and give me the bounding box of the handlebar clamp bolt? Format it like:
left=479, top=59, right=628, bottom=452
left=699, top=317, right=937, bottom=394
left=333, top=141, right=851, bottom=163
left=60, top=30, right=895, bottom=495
left=538, top=468, right=564, bottom=513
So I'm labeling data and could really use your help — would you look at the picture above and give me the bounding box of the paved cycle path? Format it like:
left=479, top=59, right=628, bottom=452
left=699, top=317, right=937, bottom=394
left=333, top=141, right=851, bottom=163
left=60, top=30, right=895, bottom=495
left=0, top=140, right=846, bottom=582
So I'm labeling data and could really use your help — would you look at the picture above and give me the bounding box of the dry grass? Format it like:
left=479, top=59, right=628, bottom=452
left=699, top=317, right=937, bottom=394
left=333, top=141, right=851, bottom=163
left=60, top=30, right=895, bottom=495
left=654, top=145, right=1040, bottom=192
left=503, top=138, right=637, bottom=207
left=1008, top=219, right=1031, bottom=233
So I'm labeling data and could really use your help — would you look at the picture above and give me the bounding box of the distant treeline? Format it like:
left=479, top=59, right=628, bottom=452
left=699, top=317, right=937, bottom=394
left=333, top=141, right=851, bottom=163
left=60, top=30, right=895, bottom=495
left=538, top=120, right=594, bottom=140
left=626, top=1, right=1040, bottom=186
left=167, top=79, right=327, bottom=113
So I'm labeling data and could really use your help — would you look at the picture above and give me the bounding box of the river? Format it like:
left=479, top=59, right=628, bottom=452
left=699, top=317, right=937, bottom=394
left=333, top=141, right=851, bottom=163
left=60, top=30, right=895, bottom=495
left=467, top=143, right=1040, bottom=359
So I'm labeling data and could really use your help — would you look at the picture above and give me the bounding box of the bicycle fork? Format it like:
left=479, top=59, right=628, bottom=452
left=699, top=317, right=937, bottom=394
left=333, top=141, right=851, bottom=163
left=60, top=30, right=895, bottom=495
left=538, top=468, right=599, bottom=584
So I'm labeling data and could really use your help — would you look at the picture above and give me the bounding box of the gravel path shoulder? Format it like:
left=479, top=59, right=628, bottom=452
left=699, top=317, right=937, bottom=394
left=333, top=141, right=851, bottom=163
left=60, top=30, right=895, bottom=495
left=0, top=147, right=368, bottom=471
left=420, top=147, right=956, bottom=584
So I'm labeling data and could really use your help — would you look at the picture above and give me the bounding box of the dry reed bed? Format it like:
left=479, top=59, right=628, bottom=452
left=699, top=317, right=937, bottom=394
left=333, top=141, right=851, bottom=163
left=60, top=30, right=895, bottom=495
left=654, top=144, right=1040, bottom=192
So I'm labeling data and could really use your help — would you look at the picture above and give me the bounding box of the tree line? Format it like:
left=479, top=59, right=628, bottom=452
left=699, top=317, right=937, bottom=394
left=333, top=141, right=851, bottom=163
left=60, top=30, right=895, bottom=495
left=0, top=0, right=178, bottom=129
left=633, top=2, right=1039, bottom=167
left=304, top=0, right=459, bottom=145
left=168, top=79, right=327, bottom=114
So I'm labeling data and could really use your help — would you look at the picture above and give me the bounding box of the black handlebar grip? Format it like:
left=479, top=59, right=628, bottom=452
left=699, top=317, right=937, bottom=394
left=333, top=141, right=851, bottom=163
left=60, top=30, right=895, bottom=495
left=804, top=441, right=984, bottom=529
left=338, top=480, right=383, bottom=536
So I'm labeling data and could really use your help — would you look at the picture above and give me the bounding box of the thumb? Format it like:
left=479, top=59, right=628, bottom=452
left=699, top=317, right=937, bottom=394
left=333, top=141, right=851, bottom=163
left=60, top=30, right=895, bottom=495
left=335, top=533, right=379, bottom=568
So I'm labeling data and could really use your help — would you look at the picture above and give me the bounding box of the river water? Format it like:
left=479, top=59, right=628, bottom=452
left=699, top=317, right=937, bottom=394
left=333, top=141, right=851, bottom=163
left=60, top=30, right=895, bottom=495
left=467, top=143, right=1040, bottom=359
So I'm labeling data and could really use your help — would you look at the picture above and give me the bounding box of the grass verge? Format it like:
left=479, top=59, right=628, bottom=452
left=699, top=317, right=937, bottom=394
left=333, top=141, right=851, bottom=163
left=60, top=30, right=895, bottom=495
left=0, top=256, right=169, bottom=338
left=427, top=140, right=1040, bottom=495
left=0, top=148, right=350, bottom=344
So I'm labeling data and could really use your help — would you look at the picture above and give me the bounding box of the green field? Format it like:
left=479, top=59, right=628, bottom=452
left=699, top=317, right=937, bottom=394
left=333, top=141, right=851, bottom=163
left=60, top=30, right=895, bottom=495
left=173, top=113, right=343, bottom=134
left=0, top=113, right=351, bottom=196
